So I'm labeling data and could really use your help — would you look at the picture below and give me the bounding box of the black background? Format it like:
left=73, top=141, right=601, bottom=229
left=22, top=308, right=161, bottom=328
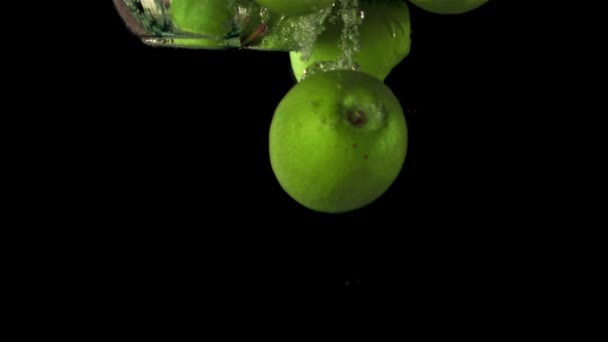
left=62, top=1, right=537, bottom=308
left=1, top=0, right=590, bottom=332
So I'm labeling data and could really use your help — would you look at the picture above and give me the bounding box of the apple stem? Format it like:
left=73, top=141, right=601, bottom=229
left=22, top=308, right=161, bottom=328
left=241, top=24, right=267, bottom=47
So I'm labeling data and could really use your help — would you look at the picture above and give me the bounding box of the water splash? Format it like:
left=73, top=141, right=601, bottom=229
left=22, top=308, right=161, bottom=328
left=296, top=7, right=333, bottom=60
left=337, top=0, right=363, bottom=70
left=256, top=6, right=332, bottom=54
left=301, top=0, right=363, bottom=80
left=123, top=0, right=173, bottom=35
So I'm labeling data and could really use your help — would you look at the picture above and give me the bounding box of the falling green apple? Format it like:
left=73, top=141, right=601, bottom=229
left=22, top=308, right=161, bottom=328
left=255, top=0, right=335, bottom=17
left=269, top=70, right=408, bottom=213
left=408, top=0, right=488, bottom=15
left=290, top=0, right=411, bottom=82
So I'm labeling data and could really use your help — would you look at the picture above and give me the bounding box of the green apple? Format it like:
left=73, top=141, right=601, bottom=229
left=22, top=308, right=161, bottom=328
left=170, top=0, right=235, bottom=48
left=255, top=0, right=335, bottom=17
left=269, top=70, right=408, bottom=213
left=290, top=0, right=411, bottom=82
left=408, top=0, right=488, bottom=14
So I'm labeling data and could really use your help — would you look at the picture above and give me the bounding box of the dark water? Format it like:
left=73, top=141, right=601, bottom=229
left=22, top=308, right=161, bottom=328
left=61, top=0, right=533, bottom=303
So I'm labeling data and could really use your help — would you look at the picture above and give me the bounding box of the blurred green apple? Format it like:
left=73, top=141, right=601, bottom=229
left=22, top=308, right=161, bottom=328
left=170, top=0, right=234, bottom=48
left=408, top=0, right=488, bottom=14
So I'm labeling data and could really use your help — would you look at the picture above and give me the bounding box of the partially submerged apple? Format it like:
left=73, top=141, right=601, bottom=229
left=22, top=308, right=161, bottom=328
left=290, top=0, right=411, bottom=82
left=170, top=0, right=235, bottom=48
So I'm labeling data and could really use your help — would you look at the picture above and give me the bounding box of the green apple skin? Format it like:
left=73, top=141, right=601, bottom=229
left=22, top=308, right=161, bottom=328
left=255, top=0, right=335, bottom=17
left=408, top=0, right=488, bottom=14
left=169, top=37, right=228, bottom=49
left=290, top=0, right=411, bottom=82
left=269, top=70, right=408, bottom=213
left=170, top=0, right=234, bottom=47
